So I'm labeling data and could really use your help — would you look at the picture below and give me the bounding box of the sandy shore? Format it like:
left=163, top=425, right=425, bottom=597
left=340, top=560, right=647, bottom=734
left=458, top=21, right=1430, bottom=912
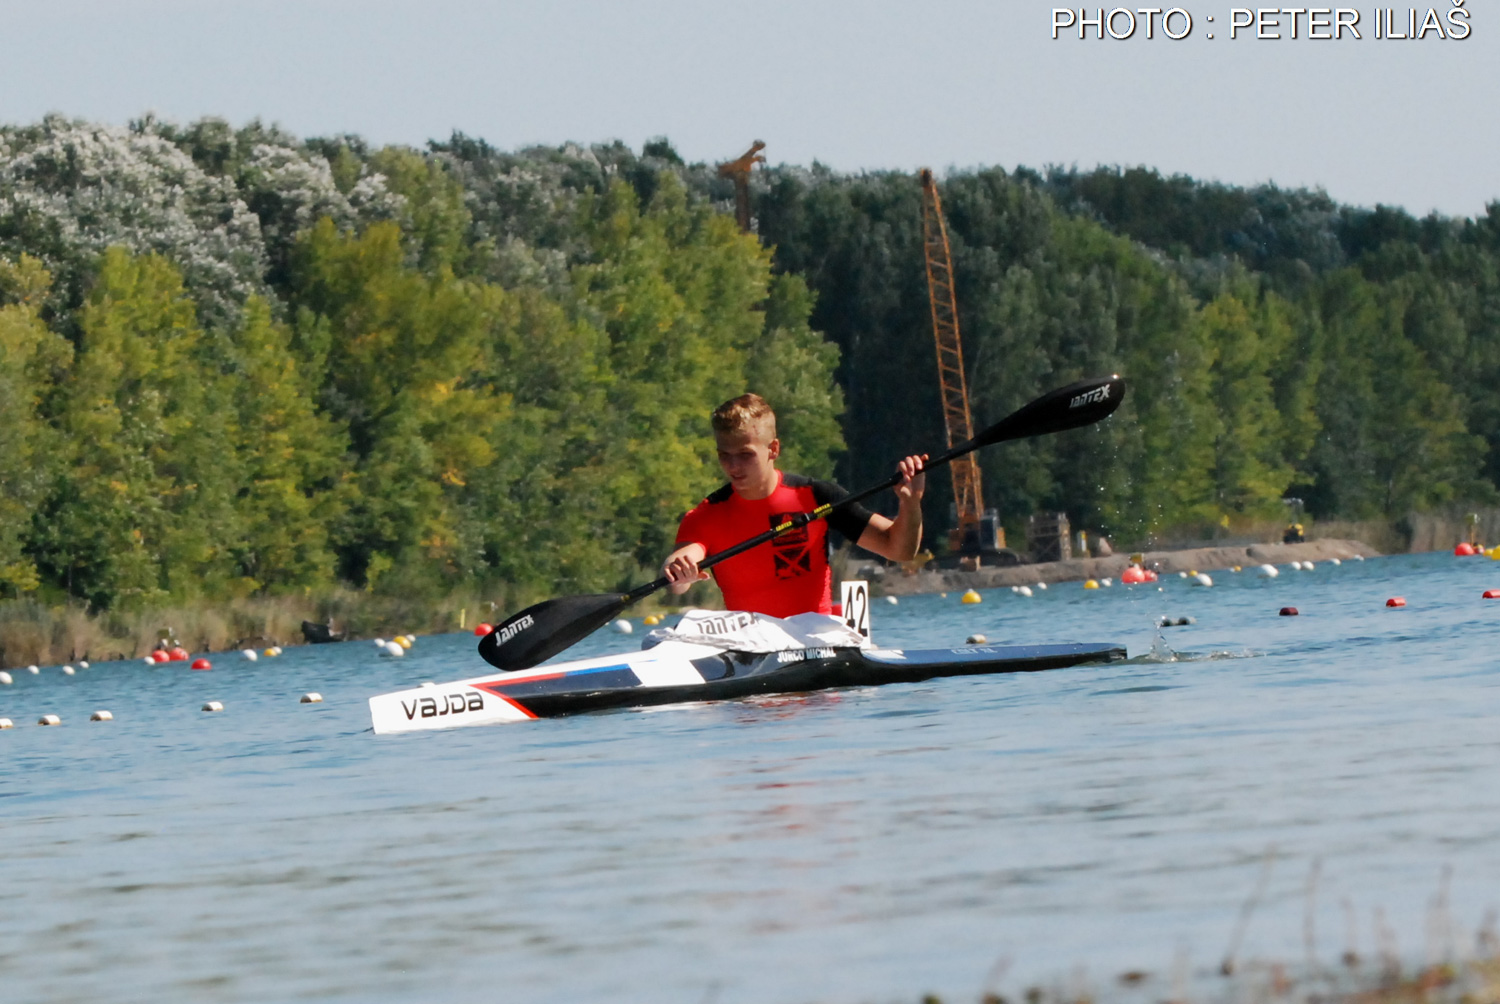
left=871, top=538, right=1381, bottom=595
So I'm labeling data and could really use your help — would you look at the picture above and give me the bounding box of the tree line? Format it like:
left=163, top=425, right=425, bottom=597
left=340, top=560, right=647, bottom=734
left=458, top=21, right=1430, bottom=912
left=1, top=115, right=1497, bottom=611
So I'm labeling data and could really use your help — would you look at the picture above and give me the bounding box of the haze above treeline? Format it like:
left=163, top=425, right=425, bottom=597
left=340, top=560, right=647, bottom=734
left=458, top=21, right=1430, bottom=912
left=2, top=115, right=1497, bottom=612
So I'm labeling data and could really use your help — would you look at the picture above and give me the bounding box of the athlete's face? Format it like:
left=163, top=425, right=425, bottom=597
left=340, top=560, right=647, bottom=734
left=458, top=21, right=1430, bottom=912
left=714, top=422, right=781, bottom=500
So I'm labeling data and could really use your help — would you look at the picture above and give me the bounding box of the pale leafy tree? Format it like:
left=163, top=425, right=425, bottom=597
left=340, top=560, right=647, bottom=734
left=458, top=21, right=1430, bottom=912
left=0, top=116, right=268, bottom=326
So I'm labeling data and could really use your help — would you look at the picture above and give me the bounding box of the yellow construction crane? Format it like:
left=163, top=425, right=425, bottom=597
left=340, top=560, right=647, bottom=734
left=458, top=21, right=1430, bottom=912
left=717, top=141, right=765, bottom=233
left=919, top=168, right=1004, bottom=560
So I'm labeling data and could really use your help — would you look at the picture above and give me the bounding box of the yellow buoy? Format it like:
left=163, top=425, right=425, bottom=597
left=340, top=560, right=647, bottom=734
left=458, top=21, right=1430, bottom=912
left=960, top=589, right=982, bottom=604
left=1084, top=579, right=1100, bottom=590
left=396, top=636, right=412, bottom=649
left=643, top=614, right=662, bottom=627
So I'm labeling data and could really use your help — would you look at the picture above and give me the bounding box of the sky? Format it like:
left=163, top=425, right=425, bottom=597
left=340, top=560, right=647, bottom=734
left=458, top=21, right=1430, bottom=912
left=3, top=1, right=1493, bottom=217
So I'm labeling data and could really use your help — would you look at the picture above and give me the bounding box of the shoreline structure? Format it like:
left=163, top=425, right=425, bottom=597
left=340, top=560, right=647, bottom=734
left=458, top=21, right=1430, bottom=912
left=868, top=538, right=1381, bottom=596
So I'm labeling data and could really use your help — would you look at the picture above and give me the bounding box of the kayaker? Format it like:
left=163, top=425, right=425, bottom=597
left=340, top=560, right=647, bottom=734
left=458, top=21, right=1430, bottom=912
left=663, top=393, right=925, bottom=618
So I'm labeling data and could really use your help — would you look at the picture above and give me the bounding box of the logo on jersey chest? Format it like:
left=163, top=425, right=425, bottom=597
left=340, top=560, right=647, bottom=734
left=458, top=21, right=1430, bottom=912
left=770, top=511, right=814, bottom=579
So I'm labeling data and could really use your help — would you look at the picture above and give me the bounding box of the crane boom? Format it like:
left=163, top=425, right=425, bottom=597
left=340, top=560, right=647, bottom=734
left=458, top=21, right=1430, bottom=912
left=919, top=169, right=986, bottom=545
left=717, top=141, right=766, bottom=234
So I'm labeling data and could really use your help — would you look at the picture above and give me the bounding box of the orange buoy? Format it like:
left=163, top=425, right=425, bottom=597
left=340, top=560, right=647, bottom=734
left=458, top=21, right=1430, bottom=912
left=473, top=622, right=493, bottom=637
left=1484, top=590, right=1500, bottom=600
left=1386, top=597, right=1406, bottom=608
left=1456, top=543, right=1476, bottom=556
left=191, top=658, right=212, bottom=670
left=1280, top=607, right=1299, bottom=616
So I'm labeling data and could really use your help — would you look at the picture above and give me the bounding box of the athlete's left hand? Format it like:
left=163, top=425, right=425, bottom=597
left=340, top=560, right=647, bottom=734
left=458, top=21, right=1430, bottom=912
left=893, top=454, right=927, bottom=503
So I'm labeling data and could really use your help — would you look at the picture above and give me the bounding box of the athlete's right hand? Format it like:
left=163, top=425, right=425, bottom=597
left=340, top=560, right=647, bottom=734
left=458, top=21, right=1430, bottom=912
left=664, top=545, right=709, bottom=594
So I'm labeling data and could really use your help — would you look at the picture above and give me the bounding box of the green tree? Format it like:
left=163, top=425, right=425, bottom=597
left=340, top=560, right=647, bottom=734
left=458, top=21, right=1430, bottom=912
left=0, top=256, right=71, bottom=596
left=35, top=248, right=241, bottom=607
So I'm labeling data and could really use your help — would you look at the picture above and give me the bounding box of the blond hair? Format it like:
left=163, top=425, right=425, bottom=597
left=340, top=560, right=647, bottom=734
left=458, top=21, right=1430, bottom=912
left=711, top=393, right=777, bottom=440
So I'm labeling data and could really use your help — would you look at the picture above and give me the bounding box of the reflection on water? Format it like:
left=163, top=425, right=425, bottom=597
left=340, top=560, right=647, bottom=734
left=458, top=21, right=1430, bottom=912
left=3, top=552, right=1500, bottom=1004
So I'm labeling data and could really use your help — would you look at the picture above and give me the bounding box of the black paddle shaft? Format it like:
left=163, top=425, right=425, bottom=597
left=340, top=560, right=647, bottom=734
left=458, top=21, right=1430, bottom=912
left=478, top=374, right=1125, bottom=670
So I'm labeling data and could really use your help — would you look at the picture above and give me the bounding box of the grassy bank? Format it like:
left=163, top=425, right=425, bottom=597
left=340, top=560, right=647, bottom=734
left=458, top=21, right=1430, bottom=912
left=0, top=573, right=704, bottom=670
left=0, top=589, right=495, bottom=668
left=906, top=950, right=1500, bottom=1004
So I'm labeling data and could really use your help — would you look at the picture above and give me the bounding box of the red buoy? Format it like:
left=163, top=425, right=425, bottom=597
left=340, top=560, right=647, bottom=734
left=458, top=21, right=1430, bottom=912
left=1456, top=543, right=1476, bottom=556
left=1386, top=597, right=1406, bottom=608
left=1279, top=607, right=1299, bottom=616
left=1484, top=590, right=1500, bottom=600
left=168, top=647, right=189, bottom=662
left=191, top=658, right=212, bottom=670
left=151, top=650, right=170, bottom=663
left=473, top=622, right=494, bottom=637
left=1121, top=566, right=1146, bottom=584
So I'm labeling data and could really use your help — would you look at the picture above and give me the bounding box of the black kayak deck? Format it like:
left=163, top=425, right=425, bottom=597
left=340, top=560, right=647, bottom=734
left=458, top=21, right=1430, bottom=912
left=489, top=641, right=1128, bottom=719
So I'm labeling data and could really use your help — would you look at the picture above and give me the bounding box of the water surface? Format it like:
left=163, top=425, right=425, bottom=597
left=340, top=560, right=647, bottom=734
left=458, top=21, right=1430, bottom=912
left=4, top=552, right=1500, bottom=1003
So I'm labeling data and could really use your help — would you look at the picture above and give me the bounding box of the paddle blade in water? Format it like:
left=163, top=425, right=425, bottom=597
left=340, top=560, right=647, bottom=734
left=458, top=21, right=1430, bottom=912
left=477, top=593, right=629, bottom=671
left=970, top=374, right=1125, bottom=450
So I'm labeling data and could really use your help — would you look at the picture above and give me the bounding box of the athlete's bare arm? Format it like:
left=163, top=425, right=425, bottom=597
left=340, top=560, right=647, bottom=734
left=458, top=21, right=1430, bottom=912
left=855, top=454, right=927, bottom=562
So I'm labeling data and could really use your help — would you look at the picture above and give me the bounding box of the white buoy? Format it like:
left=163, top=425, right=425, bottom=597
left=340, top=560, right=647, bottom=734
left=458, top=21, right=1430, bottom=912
left=1303, top=561, right=1316, bottom=571
left=241, top=648, right=258, bottom=661
left=1353, top=554, right=1364, bottom=561
left=90, top=710, right=113, bottom=722
left=143, top=656, right=156, bottom=665
left=79, top=661, right=89, bottom=669
left=26, top=664, right=39, bottom=674
left=1010, top=585, right=1019, bottom=593
left=1017, top=585, right=1034, bottom=598
left=202, top=702, right=224, bottom=713
left=1178, top=571, right=1189, bottom=578
left=1258, top=564, right=1279, bottom=578
left=373, top=638, right=386, bottom=648
left=61, top=665, right=75, bottom=675
left=381, top=640, right=404, bottom=657
left=270, top=646, right=283, bottom=656
left=967, top=634, right=988, bottom=644
left=0, top=671, right=11, bottom=685
left=1036, top=582, right=1047, bottom=590
left=1330, top=558, right=1342, bottom=566
left=300, top=693, right=323, bottom=704
left=0, top=718, right=12, bottom=729
left=1289, top=561, right=1303, bottom=571
left=38, top=714, right=61, bottom=726
left=885, top=595, right=899, bottom=605
left=1101, top=578, right=1114, bottom=587
left=1193, top=573, right=1213, bottom=587
left=611, top=618, right=633, bottom=635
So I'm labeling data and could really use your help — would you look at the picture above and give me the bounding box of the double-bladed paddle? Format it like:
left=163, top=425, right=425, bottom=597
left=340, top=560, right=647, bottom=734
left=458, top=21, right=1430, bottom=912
left=479, top=374, right=1126, bottom=671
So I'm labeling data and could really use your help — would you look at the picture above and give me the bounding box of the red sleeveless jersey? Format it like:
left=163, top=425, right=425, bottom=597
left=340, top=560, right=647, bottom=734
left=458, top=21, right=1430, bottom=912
left=674, top=472, right=875, bottom=618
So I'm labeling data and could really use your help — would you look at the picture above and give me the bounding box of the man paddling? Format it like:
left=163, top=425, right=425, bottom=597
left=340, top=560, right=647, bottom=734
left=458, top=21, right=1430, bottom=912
left=663, top=393, right=926, bottom=618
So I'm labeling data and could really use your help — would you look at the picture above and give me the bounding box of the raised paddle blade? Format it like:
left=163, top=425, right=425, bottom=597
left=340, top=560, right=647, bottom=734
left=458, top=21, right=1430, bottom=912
left=967, top=374, right=1124, bottom=451
left=477, top=593, right=629, bottom=671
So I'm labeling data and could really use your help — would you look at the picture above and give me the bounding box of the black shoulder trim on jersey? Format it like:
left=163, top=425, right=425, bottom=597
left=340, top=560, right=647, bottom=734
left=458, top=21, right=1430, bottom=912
left=705, top=483, right=734, bottom=504
left=781, top=472, right=812, bottom=489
